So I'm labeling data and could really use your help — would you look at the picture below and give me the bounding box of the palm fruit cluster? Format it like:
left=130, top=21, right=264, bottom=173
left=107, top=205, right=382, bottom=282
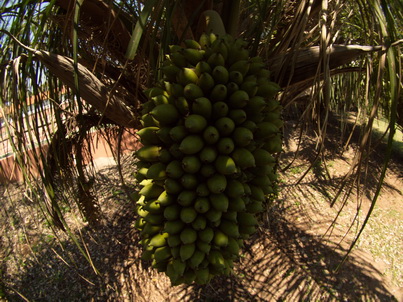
left=134, top=32, right=282, bottom=285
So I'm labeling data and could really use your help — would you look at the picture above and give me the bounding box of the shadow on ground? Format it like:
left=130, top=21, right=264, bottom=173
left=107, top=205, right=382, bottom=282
left=2, top=185, right=398, bottom=301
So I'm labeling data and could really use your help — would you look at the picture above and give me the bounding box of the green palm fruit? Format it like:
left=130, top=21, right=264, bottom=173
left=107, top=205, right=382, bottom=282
left=210, top=193, right=229, bottom=212
left=256, top=81, right=280, bottom=98
left=196, top=183, right=210, bottom=197
left=184, top=39, right=201, bottom=49
left=229, top=70, right=243, bottom=85
left=181, top=156, right=201, bottom=174
left=232, top=127, right=253, bottom=147
left=246, top=200, right=264, bottom=213
left=250, top=175, right=271, bottom=187
left=267, top=170, right=278, bottom=182
left=199, top=145, right=218, bottom=164
left=185, top=114, right=207, bottom=133
left=180, top=243, right=196, bottom=261
left=252, top=149, right=275, bottom=166
left=177, top=190, right=196, bottom=206
left=136, top=145, right=161, bottom=162
left=144, top=199, right=163, bottom=214
left=205, top=208, right=222, bottom=224
left=240, top=81, right=258, bottom=98
left=179, top=135, right=204, bottom=154
left=195, top=267, right=210, bottom=284
left=169, top=45, right=182, bottom=53
left=213, top=230, right=229, bottom=247
left=180, top=227, right=197, bottom=244
left=170, top=51, right=187, bottom=68
left=237, top=212, right=258, bottom=226
left=228, top=196, right=246, bottom=211
left=212, top=66, right=229, bottom=84
left=241, top=120, right=257, bottom=132
left=169, top=125, right=187, bottom=142
left=200, top=164, right=216, bottom=178
left=154, top=246, right=172, bottom=262
left=240, top=226, right=256, bottom=238
left=171, top=246, right=181, bottom=261
left=195, top=61, right=212, bottom=74
left=150, top=104, right=179, bottom=125
left=144, top=213, right=164, bottom=225
left=263, top=135, right=282, bottom=153
left=215, top=155, right=237, bottom=175
left=210, top=84, right=228, bottom=102
left=249, top=185, right=265, bottom=202
left=152, top=258, right=169, bottom=272
left=180, top=173, right=198, bottom=189
left=225, top=180, right=245, bottom=198
left=182, top=48, right=204, bottom=65
left=197, top=241, right=211, bottom=254
left=212, top=101, right=229, bottom=119
left=146, top=162, right=166, bottom=180
left=158, top=148, right=172, bottom=163
left=183, top=269, right=197, bottom=285
left=167, top=234, right=181, bottom=247
left=144, top=86, right=166, bottom=98
left=220, top=219, right=240, bottom=239
left=207, top=52, right=225, bottom=67
left=232, top=148, right=256, bottom=169
left=229, top=60, right=249, bottom=76
left=197, top=72, right=215, bottom=93
left=198, top=227, right=214, bottom=243
left=198, top=33, right=210, bottom=49
left=228, top=90, right=249, bottom=108
left=242, top=183, right=251, bottom=196
left=139, top=183, right=164, bottom=199
left=149, top=232, right=169, bottom=248
left=215, top=117, right=235, bottom=136
left=177, top=68, right=199, bottom=85
left=207, top=174, right=227, bottom=193
left=141, top=249, right=154, bottom=261
left=175, top=96, right=190, bottom=115
left=180, top=207, right=197, bottom=223
left=157, top=190, right=175, bottom=206
left=151, top=94, right=170, bottom=105
left=136, top=167, right=148, bottom=181
left=245, top=96, right=266, bottom=116
left=222, top=210, right=237, bottom=222
left=194, top=197, right=210, bottom=214
left=208, top=250, right=226, bottom=269
left=161, top=65, right=181, bottom=81
left=228, top=109, right=247, bottom=125
left=141, top=113, right=159, bottom=127
left=165, top=82, right=184, bottom=98
left=189, top=250, right=205, bottom=269
left=141, top=223, right=162, bottom=237
left=212, top=39, right=228, bottom=60
left=166, top=262, right=179, bottom=283
left=137, top=127, right=160, bottom=145
left=155, top=127, right=171, bottom=145
left=227, top=237, right=240, bottom=256
left=217, top=137, right=235, bottom=155
left=255, top=122, right=279, bottom=139
left=192, top=215, right=207, bottom=230
left=184, top=83, right=204, bottom=100
left=203, top=126, right=220, bottom=144
left=248, top=61, right=265, bottom=75
left=164, top=178, right=183, bottom=194
left=226, top=82, right=239, bottom=95
left=192, top=97, right=212, bottom=119
left=250, top=164, right=273, bottom=176
left=168, top=143, right=183, bottom=159
left=164, top=220, right=185, bottom=234
left=135, top=217, right=146, bottom=230
left=164, top=204, right=181, bottom=221
left=172, top=258, right=187, bottom=276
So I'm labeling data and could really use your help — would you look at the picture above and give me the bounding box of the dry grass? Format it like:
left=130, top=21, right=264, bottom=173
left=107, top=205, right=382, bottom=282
left=0, top=117, right=402, bottom=301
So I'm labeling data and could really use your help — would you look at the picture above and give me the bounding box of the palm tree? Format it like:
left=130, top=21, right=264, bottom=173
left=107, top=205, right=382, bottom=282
left=0, top=0, right=401, bottom=281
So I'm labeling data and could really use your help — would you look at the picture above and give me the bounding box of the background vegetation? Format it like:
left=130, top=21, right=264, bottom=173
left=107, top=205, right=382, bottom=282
left=0, top=0, right=401, bottom=300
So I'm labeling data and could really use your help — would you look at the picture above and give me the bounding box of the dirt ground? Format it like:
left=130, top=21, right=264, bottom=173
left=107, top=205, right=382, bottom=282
left=0, top=117, right=402, bottom=301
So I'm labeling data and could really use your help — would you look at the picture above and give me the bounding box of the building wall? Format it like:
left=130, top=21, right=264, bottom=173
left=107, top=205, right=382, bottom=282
left=0, top=128, right=141, bottom=183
